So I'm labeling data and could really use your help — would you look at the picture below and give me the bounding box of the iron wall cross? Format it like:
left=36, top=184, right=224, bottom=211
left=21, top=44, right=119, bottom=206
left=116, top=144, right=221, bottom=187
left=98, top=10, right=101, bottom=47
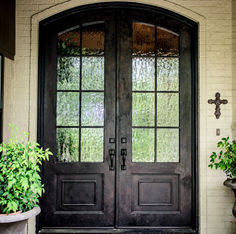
left=208, top=92, right=228, bottom=119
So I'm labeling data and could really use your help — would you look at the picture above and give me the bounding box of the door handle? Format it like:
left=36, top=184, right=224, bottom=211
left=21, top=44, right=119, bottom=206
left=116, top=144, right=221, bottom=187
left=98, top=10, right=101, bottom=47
left=109, top=149, right=115, bottom=170
left=121, top=149, right=127, bottom=170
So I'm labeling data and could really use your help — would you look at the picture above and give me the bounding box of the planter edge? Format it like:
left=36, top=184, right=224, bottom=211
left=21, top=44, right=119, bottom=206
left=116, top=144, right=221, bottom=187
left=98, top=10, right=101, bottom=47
left=0, top=206, right=40, bottom=223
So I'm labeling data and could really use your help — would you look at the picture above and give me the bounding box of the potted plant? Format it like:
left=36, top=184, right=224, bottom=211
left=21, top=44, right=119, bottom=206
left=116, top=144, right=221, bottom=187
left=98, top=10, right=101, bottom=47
left=0, top=125, right=52, bottom=233
left=208, top=137, right=236, bottom=217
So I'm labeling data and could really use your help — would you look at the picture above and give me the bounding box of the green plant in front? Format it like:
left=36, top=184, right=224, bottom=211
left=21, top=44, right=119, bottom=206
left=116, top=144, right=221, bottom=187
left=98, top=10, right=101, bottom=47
left=0, top=125, right=52, bottom=214
left=208, top=137, right=236, bottom=179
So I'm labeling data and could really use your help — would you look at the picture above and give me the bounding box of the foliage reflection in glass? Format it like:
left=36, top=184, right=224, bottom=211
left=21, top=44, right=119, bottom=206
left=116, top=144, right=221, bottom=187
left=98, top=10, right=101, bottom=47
left=57, top=92, right=80, bottom=126
left=132, top=128, right=155, bottom=162
left=157, top=93, right=179, bottom=127
left=82, top=57, right=104, bottom=90
left=132, top=57, right=155, bottom=91
left=57, top=57, right=80, bottom=90
left=157, top=58, right=179, bottom=91
left=56, top=128, right=79, bottom=162
left=58, top=27, right=81, bottom=56
left=81, top=92, right=104, bottom=126
left=132, top=93, right=155, bottom=126
left=157, top=129, right=179, bottom=162
left=81, top=128, right=103, bottom=162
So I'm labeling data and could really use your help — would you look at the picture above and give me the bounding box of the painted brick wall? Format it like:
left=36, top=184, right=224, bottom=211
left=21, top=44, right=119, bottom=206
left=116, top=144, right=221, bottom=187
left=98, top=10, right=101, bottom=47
left=2, top=0, right=235, bottom=233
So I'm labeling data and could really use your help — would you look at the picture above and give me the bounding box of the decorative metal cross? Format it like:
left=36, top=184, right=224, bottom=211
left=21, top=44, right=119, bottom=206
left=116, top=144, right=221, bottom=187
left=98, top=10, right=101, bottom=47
left=208, top=92, right=228, bottom=119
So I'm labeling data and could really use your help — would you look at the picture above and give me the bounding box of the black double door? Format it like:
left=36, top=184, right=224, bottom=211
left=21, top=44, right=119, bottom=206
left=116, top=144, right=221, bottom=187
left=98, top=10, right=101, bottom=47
left=39, top=5, right=197, bottom=232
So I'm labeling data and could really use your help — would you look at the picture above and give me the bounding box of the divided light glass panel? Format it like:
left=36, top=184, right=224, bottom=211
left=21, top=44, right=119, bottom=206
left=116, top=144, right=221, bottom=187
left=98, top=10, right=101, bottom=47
left=56, top=23, right=105, bottom=163
left=132, top=22, right=155, bottom=162
left=132, top=22, right=180, bottom=163
left=156, top=27, right=179, bottom=163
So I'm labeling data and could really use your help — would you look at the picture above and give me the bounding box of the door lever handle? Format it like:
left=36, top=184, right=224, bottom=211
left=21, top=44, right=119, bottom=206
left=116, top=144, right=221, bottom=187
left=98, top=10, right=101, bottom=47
left=121, top=149, right=127, bottom=170
left=109, top=149, right=115, bottom=170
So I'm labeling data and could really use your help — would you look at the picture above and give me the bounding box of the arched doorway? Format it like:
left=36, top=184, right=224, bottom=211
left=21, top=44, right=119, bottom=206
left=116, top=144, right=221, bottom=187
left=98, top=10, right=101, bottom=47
left=38, top=3, right=198, bottom=233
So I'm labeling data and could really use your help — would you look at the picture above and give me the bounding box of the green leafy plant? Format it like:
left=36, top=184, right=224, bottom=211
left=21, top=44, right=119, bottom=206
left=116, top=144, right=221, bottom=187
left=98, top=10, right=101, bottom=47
left=0, top=124, right=52, bottom=214
left=208, top=137, right=236, bottom=179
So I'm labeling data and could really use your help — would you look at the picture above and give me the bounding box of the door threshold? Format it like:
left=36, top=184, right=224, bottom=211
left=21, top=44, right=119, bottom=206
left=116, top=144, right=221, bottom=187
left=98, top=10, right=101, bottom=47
left=39, top=227, right=197, bottom=234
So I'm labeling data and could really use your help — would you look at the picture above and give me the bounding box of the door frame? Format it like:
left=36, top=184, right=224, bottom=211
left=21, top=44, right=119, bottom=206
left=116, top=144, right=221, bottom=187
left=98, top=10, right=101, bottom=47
left=37, top=2, right=198, bottom=233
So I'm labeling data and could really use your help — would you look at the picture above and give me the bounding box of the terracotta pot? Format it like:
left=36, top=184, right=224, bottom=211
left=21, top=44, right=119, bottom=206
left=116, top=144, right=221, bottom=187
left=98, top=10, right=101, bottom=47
left=0, top=207, right=40, bottom=234
left=224, top=179, right=236, bottom=217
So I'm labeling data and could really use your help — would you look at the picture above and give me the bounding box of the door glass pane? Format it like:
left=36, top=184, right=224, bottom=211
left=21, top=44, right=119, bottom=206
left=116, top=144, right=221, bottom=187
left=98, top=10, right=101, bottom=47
left=57, top=57, right=80, bottom=90
left=81, top=92, right=104, bottom=126
left=81, top=128, right=104, bottom=162
left=58, top=27, right=81, bottom=56
left=82, top=57, right=104, bottom=90
left=132, top=57, right=155, bottom=91
left=82, top=23, right=104, bottom=55
left=56, top=128, right=79, bottom=162
left=157, top=93, right=179, bottom=127
left=132, top=93, right=155, bottom=126
left=133, top=23, right=155, bottom=56
left=56, top=22, right=105, bottom=163
left=132, top=128, right=154, bottom=162
left=57, top=92, right=80, bottom=126
left=157, top=128, right=179, bottom=162
left=157, top=58, right=179, bottom=91
left=157, top=27, right=179, bottom=56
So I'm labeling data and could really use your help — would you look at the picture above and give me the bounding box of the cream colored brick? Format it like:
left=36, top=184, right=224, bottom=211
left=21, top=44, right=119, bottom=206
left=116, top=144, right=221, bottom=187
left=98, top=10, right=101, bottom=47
left=17, top=4, right=39, bottom=11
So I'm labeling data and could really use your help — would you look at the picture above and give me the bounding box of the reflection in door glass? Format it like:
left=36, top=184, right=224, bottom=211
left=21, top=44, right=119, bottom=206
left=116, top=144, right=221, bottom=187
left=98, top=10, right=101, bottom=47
left=157, top=93, right=179, bottom=127
left=82, top=57, right=104, bottom=90
left=132, top=128, right=154, bottom=162
left=56, top=128, right=79, bottom=162
left=132, top=57, right=155, bottom=91
left=133, top=23, right=155, bottom=56
left=57, top=92, right=80, bottom=126
left=56, top=23, right=105, bottom=163
left=132, top=93, right=155, bottom=126
left=157, top=58, right=179, bottom=91
left=81, top=92, right=104, bottom=126
left=58, top=27, right=81, bottom=56
left=157, top=27, right=179, bottom=56
left=82, top=24, right=104, bottom=55
left=81, top=128, right=104, bottom=162
left=157, top=129, right=179, bottom=162
left=57, top=57, right=80, bottom=90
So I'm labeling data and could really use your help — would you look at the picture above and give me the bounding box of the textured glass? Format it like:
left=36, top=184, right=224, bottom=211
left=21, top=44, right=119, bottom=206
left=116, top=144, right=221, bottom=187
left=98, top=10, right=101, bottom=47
left=81, top=93, right=104, bottom=126
left=133, top=23, right=155, bottom=56
left=57, top=92, right=79, bottom=126
left=82, top=24, right=104, bottom=55
left=58, top=27, right=81, bottom=55
left=81, top=128, right=104, bottom=162
left=132, top=93, right=155, bottom=126
left=157, top=27, right=179, bottom=56
left=157, top=58, right=179, bottom=91
left=132, top=57, right=155, bottom=91
left=82, top=57, right=104, bottom=90
left=56, top=128, right=79, bottom=162
left=157, top=129, right=179, bottom=162
left=157, top=93, right=179, bottom=126
left=132, top=128, right=154, bottom=162
left=57, top=57, right=80, bottom=90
